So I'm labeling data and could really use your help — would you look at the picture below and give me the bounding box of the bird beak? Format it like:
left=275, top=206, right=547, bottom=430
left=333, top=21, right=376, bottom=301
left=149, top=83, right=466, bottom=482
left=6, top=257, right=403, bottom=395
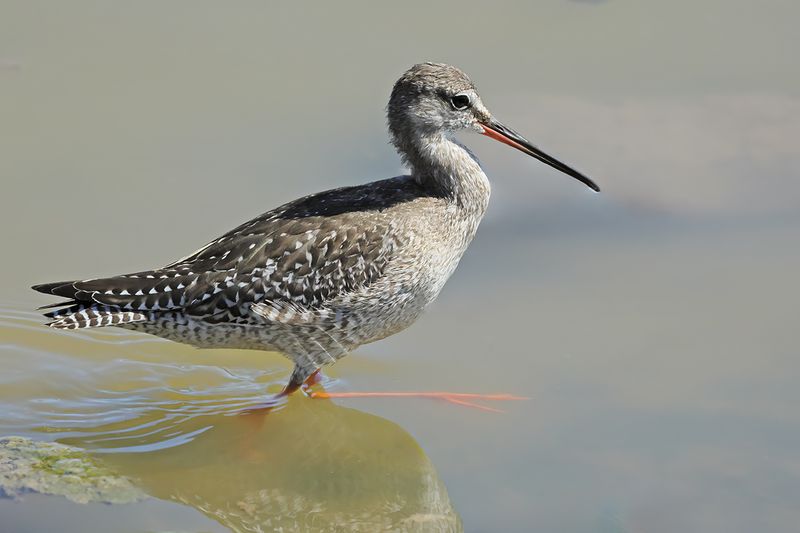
left=480, top=118, right=600, bottom=192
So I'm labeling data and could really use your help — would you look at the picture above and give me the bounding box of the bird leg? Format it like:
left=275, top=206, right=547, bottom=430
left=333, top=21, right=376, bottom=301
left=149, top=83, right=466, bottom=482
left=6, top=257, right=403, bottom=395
left=277, top=366, right=527, bottom=413
left=279, top=366, right=321, bottom=397
left=303, top=379, right=527, bottom=413
left=239, top=367, right=320, bottom=416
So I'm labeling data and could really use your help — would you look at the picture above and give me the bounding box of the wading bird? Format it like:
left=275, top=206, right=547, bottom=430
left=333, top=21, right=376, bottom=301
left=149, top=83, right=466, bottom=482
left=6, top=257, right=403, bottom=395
left=33, top=63, right=598, bottom=410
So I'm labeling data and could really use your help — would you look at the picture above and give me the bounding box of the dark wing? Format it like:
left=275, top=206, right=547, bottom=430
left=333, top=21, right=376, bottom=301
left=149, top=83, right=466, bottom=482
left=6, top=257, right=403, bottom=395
left=33, top=178, right=421, bottom=327
left=168, top=213, right=399, bottom=322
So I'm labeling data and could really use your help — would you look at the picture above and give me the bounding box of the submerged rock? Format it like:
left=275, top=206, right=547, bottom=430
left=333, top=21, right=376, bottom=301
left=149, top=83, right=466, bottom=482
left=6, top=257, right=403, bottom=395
left=0, top=436, right=145, bottom=504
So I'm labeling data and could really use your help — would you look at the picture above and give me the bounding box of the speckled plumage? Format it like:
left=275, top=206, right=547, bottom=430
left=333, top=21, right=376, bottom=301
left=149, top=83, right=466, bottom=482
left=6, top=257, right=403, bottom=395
left=33, top=63, right=597, bottom=389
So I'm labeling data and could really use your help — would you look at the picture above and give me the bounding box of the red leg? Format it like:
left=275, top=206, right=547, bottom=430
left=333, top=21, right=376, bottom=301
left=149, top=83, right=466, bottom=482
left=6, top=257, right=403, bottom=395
left=273, top=368, right=321, bottom=397
left=246, top=369, right=527, bottom=414
left=307, top=389, right=527, bottom=412
left=240, top=370, right=321, bottom=416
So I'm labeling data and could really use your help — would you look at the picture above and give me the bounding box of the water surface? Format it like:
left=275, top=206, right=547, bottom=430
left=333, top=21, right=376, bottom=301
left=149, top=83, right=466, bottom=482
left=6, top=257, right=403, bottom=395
left=1, top=1, right=799, bottom=531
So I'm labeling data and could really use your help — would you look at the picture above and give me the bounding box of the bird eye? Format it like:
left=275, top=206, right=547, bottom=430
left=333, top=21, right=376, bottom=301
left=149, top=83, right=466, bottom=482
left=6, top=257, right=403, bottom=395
left=450, top=94, right=471, bottom=110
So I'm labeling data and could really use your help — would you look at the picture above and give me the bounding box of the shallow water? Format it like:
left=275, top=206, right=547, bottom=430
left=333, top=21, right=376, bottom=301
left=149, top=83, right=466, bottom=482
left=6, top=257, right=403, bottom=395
left=0, top=308, right=461, bottom=531
left=2, top=1, right=800, bottom=532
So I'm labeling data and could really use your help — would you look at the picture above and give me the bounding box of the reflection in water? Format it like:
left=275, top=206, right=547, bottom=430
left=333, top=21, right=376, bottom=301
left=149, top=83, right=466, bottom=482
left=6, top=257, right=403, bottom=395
left=91, top=401, right=460, bottom=532
left=0, top=309, right=461, bottom=532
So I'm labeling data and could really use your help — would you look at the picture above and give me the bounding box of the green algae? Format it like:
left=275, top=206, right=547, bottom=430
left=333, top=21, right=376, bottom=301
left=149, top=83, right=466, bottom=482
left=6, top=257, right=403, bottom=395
left=0, top=436, right=146, bottom=504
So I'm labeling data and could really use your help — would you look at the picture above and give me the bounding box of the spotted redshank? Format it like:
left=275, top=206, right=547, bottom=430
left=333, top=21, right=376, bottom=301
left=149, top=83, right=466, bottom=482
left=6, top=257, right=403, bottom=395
left=33, top=63, right=599, bottom=410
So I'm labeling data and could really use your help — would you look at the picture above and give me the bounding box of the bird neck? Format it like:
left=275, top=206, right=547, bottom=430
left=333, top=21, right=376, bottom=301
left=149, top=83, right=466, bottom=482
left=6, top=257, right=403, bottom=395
left=396, top=131, right=491, bottom=213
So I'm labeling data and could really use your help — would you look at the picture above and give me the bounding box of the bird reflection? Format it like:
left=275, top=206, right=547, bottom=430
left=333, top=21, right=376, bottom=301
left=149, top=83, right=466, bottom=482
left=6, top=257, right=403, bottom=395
left=60, top=394, right=462, bottom=533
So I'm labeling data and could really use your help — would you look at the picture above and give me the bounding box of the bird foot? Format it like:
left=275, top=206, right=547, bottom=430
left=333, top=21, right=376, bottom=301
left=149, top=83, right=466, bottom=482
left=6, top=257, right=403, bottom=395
left=239, top=369, right=324, bottom=416
left=306, top=390, right=528, bottom=413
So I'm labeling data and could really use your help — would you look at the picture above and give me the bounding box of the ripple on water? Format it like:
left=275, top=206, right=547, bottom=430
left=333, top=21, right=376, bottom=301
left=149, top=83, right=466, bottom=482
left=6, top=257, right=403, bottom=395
left=0, top=306, right=462, bottom=532
left=0, top=307, right=291, bottom=451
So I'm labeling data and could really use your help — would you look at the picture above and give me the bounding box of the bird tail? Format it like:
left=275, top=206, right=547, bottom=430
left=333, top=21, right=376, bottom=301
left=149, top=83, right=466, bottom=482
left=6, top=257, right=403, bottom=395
left=31, top=264, right=223, bottom=330
left=41, top=302, right=148, bottom=329
left=31, top=272, right=176, bottom=330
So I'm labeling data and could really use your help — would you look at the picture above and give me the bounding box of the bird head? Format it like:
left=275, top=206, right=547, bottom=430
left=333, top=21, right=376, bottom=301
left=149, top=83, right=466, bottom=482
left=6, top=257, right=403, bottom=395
left=388, top=62, right=599, bottom=192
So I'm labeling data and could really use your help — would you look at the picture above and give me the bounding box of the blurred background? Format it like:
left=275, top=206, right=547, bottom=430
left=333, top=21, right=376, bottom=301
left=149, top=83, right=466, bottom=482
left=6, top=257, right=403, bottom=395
left=1, top=1, right=799, bottom=532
